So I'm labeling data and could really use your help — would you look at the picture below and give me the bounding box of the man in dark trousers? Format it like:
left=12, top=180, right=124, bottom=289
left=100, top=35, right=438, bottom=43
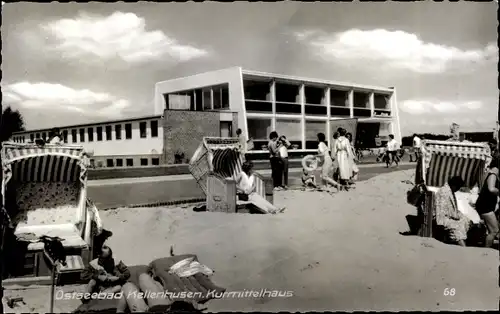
left=268, top=131, right=283, bottom=190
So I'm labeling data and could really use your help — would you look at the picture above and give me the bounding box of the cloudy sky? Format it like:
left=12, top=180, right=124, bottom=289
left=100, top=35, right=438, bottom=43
left=2, top=2, right=498, bottom=135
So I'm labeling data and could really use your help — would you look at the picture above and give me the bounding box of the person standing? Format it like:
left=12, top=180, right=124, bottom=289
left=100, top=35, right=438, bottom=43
left=475, top=158, right=500, bottom=248
left=278, top=135, right=291, bottom=189
left=335, top=128, right=354, bottom=188
left=411, top=134, right=421, bottom=163
left=268, top=131, right=283, bottom=190
left=317, top=133, right=340, bottom=190
left=386, top=134, right=399, bottom=168
left=346, top=133, right=359, bottom=182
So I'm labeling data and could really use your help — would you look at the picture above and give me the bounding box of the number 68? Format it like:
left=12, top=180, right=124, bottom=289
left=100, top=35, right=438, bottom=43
left=443, top=288, right=455, bottom=296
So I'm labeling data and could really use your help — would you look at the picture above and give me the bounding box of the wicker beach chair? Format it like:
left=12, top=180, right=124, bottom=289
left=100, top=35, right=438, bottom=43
left=414, top=140, right=491, bottom=238
left=1, top=142, right=104, bottom=283
left=188, top=137, right=272, bottom=213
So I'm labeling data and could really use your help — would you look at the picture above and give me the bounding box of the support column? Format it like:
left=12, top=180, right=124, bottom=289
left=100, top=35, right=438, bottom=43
left=348, top=90, right=354, bottom=118
left=210, top=88, right=214, bottom=110
left=271, top=80, right=276, bottom=131
left=369, top=92, right=374, bottom=117
left=300, top=84, right=306, bottom=149
left=325, top=87, right=331, bottom=146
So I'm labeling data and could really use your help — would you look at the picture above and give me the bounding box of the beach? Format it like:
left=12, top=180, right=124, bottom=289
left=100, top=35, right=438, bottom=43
left=4, top=169, right=499, bottom=312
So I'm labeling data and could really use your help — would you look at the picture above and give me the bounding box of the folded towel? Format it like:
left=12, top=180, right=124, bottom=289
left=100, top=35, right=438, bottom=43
left=169, top=258, right=213, bottom=277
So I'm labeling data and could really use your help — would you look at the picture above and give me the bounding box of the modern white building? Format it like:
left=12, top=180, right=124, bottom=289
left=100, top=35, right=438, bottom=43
left=10, top=115, right=163, bottom=168
left=155, top=66, right=401, bottom=155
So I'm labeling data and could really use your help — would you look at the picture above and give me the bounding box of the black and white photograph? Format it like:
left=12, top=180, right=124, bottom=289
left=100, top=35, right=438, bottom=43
left=0, top=1, right=499, bottom=313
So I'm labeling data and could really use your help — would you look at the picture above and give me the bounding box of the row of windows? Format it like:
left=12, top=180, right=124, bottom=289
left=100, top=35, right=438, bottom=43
left=19, top=120, right=159, bottom=144
left=96, top=157, right=161, bottom=168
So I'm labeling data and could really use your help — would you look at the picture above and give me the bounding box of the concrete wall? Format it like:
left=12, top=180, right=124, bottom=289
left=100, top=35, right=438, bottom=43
left=163, top=110, right=220, bottom=164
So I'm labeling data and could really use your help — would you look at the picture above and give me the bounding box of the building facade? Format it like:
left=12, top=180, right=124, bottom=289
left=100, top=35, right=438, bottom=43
left=155, top=67, right=401, bottom=158
left=10, top=115, right=163, bottom=168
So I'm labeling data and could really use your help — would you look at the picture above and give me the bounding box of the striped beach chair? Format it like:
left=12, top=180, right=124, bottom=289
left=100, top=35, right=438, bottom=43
left=1, top=142, right=103, bottom=283
left=415, top=140, right=491, bottom=237
left=189, top=137, right=272, bottom=213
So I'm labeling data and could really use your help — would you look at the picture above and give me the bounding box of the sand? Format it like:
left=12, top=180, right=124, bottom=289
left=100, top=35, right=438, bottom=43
left=4, top=170, right=499, bottom=312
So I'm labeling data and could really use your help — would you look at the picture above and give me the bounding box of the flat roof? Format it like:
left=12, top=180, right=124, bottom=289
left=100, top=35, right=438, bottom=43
left=13, top=114, right=162, bottom=135
left=242, top=69, right=394, bottom=93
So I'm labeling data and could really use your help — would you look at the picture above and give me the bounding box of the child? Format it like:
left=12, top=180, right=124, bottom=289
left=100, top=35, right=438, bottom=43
left=302, top=168, right=317, bottom=189
left=278, top=135, right=291, bottom=189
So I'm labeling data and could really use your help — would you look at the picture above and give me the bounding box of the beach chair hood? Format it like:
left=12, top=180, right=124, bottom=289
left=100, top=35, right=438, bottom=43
left=417, top=140, right=491, bottom=189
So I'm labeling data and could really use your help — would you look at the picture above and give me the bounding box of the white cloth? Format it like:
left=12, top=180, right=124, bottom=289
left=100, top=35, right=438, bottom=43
left=169, top=257, right=214, bottom=277
left=413, top=136, right=421, bottom=148
left=387, top=139, right=398, bottom=151
left=49, top=136, right=62, bottom=144
left=455, top=191, right=481, bottom=224
left=237, top=172, right=255, bottom=195
left=279, top=146, right=288, bottom=158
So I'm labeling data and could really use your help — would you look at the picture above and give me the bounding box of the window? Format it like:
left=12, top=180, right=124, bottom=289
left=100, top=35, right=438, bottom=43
left=62, top=130, right=68, bottom=143
left=213, top=87, right=222, bottom=110
left=151, top=121, right=158, bottom=138
left=152, top=158, right=160, bottom=166
left=203, top=89, right=212, bottom=110
left=87, top=128, right=94, bottom=142
left=126, top=158, right=134, bottom=167
left=116, top=159, right=123, bottom=167
left=125, top=123, right=132, bottom=139
left=275, top=119, right=301, bottom=141
left=139, top=122, right=147, bottom=138
left=79, top=129, right=85, bottom=142
left=36, top=133, right=40, bottom=139
left=167, top=92, right=193, bottom=110
left=221, top=85, right=229, bottom=109
left=30, top=134, right=35, bottom=142
left=305, top=120, right=327, bottom=149
left=140, top=158, right=148, bottom=166
left=96, top=127, right=103, bottom=141
left=42, top=132, right=46, bottom=140
left=105, top=126, right=112, bottom=141
left=247, top=118, right=272, bottom=141
left=115, top=125, right=122, bottom=140
left=106, top=159, right=114, bottom=167
left=71, top=129, right=77, bottom=143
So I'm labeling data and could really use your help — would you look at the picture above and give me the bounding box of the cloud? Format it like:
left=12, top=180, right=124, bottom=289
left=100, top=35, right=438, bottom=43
left=41, top=11, right=208, bottom=63
left=294, top=29, right=497, bottom=74
left=399, top=99, right=483, bottom=115
left=2, top=82, right=130, bottom=117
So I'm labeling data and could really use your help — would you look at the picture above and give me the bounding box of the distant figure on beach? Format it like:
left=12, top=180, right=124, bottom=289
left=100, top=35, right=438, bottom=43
left=48, top=128, right=62, bottom=144
left=411, top=134, right=422, bottom=163
left=268, top=131, right=283, bottom=190
left=335, top=128, right=354, bottom=188
left=385, top=134, right=399, bottom=168
left=236, top=161, right=285, bottom=214
left=435, top=176, right=471, bottom=247
left=278, top=135, right=291, bottom=189
left=475, top=157, right=500, bottom=248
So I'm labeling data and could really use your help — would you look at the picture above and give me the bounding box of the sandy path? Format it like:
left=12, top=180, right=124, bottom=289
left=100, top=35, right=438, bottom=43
left=4, top=170, right=499, bottom=312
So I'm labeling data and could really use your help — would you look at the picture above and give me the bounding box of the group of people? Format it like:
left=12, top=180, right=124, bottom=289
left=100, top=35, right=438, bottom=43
left=435, top=156, right=499, bottom=248
left=266, top=128, right=360, bottom=192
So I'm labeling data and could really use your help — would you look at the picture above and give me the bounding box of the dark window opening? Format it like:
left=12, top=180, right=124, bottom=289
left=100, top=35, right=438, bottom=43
left=276, top=102, right=302, bottom=114
left=79, top=129, right=85, bottom=142
left=105, top=126, right=112, bottom=141
left=115, top=125, right=122, bottom=140
left=116, top=159, right=123, bottom=167
left=126, top=159, right=134, bottom=167
left=42, top=132, right=46, bottom=140
left=30, top=134, right=35, bottom=142
left=35, top=133, right=40, bottom=139
left=243, top=79, right=271, bottom=101
left=62, top=130, right=68, bottom=143
left=331, top=107, right=351, bottom=117
left=151, top=121, right=158, bottom=138
left=304, top=105, right=327, bottom=116
left=330, top=89, right=348, bottom=107
left=221, top=85, right=229, bottom=109
left=71, top=129, right=77, bottom=143
left=304, top=86, right=325, bottom=105
left=152, top=158, right=160, bottom=166
left=87, top=128, right=94, bottom=142
left=353, top=91, right=369, bottom=108
left=374, top=93, right=390, bottom=110
left=125, top=124, right=132, bottom=139
left=96, top=127, right=103, bottom=141
left=245, top=101, right=273, bottom=113
left=140, top=158, right=148, bottom=166
left=139, top=122, right=147, bottom=138
left=354, top=108, right=372, bottom=117
left=275, top=82, right=300, bottom=103
left=106, top=159, right=114, bottom=167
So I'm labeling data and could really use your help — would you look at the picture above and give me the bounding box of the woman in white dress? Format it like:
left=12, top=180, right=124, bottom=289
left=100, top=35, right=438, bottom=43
left=335, top=128, right=354, bottom=187
left=317, top=133, right=340, bottom=189
left=346, top=133, right=359, bottom=182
